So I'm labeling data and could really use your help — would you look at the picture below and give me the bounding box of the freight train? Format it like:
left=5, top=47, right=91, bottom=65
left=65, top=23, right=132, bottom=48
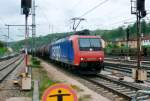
left=35, top=30, right=104, bottom=74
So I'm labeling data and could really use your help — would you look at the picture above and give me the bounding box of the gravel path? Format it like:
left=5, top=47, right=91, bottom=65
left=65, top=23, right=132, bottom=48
left=40, top=59, right=111, bottom=101
left=0, top=58, right=31, bottom=101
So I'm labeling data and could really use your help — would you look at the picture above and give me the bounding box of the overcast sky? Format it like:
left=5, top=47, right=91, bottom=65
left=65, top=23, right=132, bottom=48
left=0, top=0, right=150, bottom=41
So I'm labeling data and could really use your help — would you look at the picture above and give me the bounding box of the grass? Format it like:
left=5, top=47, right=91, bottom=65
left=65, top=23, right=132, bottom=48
left=30, top=57, right=55, bottom=99
left=30, top=57, right=41, bottom=68
left=79, top=94, right=92, bottom=101
left=71, top=84, right=84, bottom=92
left=39, top=68, right=55, bottom=98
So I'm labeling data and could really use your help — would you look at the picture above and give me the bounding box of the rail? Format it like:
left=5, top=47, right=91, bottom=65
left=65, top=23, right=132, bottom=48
left=81, top=74, right=150, bottom=100
left=131, top=90, right=150, bottom=101
left=0, top=55, right=23, bottom=82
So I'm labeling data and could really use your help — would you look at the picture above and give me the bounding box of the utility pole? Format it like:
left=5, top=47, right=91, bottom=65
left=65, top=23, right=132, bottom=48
left=71, top=17, right=85, bottom=32
left=5, top=24, right=32, bottom=48
left=131, top=0, right=147, bottom=82
left=32, top=0, right=36, bottom=57
left=5, top=25, right=9, bottom=48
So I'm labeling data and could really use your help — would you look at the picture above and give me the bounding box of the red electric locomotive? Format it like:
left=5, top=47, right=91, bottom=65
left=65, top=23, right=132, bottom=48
left=69, top=35, right=104, bottom=73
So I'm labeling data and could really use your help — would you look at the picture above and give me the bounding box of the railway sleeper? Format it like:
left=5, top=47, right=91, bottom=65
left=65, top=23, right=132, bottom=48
left=128, top=93, right=136, bottom=97
left=106, top=85, right=121, bottom=88
left=123, top=91, right=136, bottom=95
left=136, top=95, right=150, bottom=100
left=114, top=97, right=124, bottom=101
left=104, top=84, right=119, bottom=88
left=115, top=87, right=126, bottom=90
left=102, top=90, right=109, bottom=93
left=117, top=89, right=131, bottom=92
left=100, top=83, right=117, bottom=87
left=100, top=82, right=114, bottom=85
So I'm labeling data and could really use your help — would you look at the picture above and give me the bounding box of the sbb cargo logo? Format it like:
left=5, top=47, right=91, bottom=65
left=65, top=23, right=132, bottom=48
left=42, top=84, right=78, bottom=101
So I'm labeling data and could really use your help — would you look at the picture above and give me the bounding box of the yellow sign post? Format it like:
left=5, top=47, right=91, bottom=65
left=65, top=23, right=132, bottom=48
left=42, top=84, right=78, bottom=101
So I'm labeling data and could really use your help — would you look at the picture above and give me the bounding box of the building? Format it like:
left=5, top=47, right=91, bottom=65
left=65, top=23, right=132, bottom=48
left=142, top=35, right=150, bottom=46
left=105, top=35, right=150, bottom=48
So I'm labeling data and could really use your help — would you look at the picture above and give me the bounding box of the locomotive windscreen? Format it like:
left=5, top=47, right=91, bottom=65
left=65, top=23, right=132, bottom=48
left=79, top=38, right=101, bottom=51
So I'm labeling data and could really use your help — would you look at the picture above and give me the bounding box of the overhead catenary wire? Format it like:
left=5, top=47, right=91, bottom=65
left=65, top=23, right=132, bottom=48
left=69, top=0, right=109, bottom=31
left=105, top=17, right=136, bottom=27
left=79, top=0, right=109, bottom=17
left=37, top=6, right=50, bottom=24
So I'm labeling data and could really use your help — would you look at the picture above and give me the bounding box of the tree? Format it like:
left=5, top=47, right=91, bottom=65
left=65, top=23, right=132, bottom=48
left=0, top=41, right=4, bottom=48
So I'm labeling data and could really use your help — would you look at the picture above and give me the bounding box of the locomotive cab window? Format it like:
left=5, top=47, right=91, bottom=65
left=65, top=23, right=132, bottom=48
left=79, top=38, right=101, bottom=51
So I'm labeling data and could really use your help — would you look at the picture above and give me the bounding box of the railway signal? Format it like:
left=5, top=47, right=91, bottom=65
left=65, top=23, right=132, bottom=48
left=137, top=0, right=147, bottom=18
left=21, top=0, right=32, bottom=66
left=20, top=0, right=32, bottom=90
left=131, top=0, right=147, bottom=82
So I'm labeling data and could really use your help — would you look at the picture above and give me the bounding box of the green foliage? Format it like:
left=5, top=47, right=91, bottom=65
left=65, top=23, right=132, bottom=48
left=0, top=41, right=4, bottom=48
left=0, top=47, right=8, bottom=57
left=142, top=45, right=150, bottom=48
left=39, top=73, right=54, bottom=98
left=11, top=32, right=72, bottom=51
left=31, top=57, right=41, bottom=67
left=10, top=20, right=150, bottom=51
left=106, top=44, right=113, bottom=48
left=39, top=68, right=55, bottom=99
left=102, top=27, right=126, bottom=41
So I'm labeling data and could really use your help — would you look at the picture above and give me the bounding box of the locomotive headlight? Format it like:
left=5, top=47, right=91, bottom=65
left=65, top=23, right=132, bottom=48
left=80, top=58, right=84, bottom=61
left=99, top=57, right=102, bottom=61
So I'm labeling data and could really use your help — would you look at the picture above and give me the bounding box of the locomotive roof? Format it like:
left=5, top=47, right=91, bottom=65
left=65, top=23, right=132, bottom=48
left=51, top=35, right=101, bottom=45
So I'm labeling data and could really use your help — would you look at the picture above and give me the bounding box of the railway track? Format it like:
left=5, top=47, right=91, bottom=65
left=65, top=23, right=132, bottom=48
left=104, top=58, right=150, bottom=86
left=0, top=55, right=23, bottom=83
left=0, top=53, right=19, bottom=62
left=104, top=61, right=150, bottom=77
left=82, top=74, right=150, bottom=101
left=0, top=55, right=30, bottom=101
left=105, top=57, right=150, bottom=66
left=105, top=56, right=150, bottom=61
left=104, top=57, right=150, bottom=74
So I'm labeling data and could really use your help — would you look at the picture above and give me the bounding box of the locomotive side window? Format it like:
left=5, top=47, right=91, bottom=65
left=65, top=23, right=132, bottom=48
left=79, top=38, right=101, bottom=51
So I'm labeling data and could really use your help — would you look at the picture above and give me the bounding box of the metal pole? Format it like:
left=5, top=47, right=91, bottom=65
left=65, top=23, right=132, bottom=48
left=8, top=26, right=9, bottom=39
left=137, top=11, right=141, bottom=69
left=7, top=26, right=9, bottom=48
left=135, top=10, right=141, bottom=82
left=127, top=39, right=129, bottom=60
left=32, top=0, right=36, bottom=57
left=25, top=14, right=28, bottom=66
